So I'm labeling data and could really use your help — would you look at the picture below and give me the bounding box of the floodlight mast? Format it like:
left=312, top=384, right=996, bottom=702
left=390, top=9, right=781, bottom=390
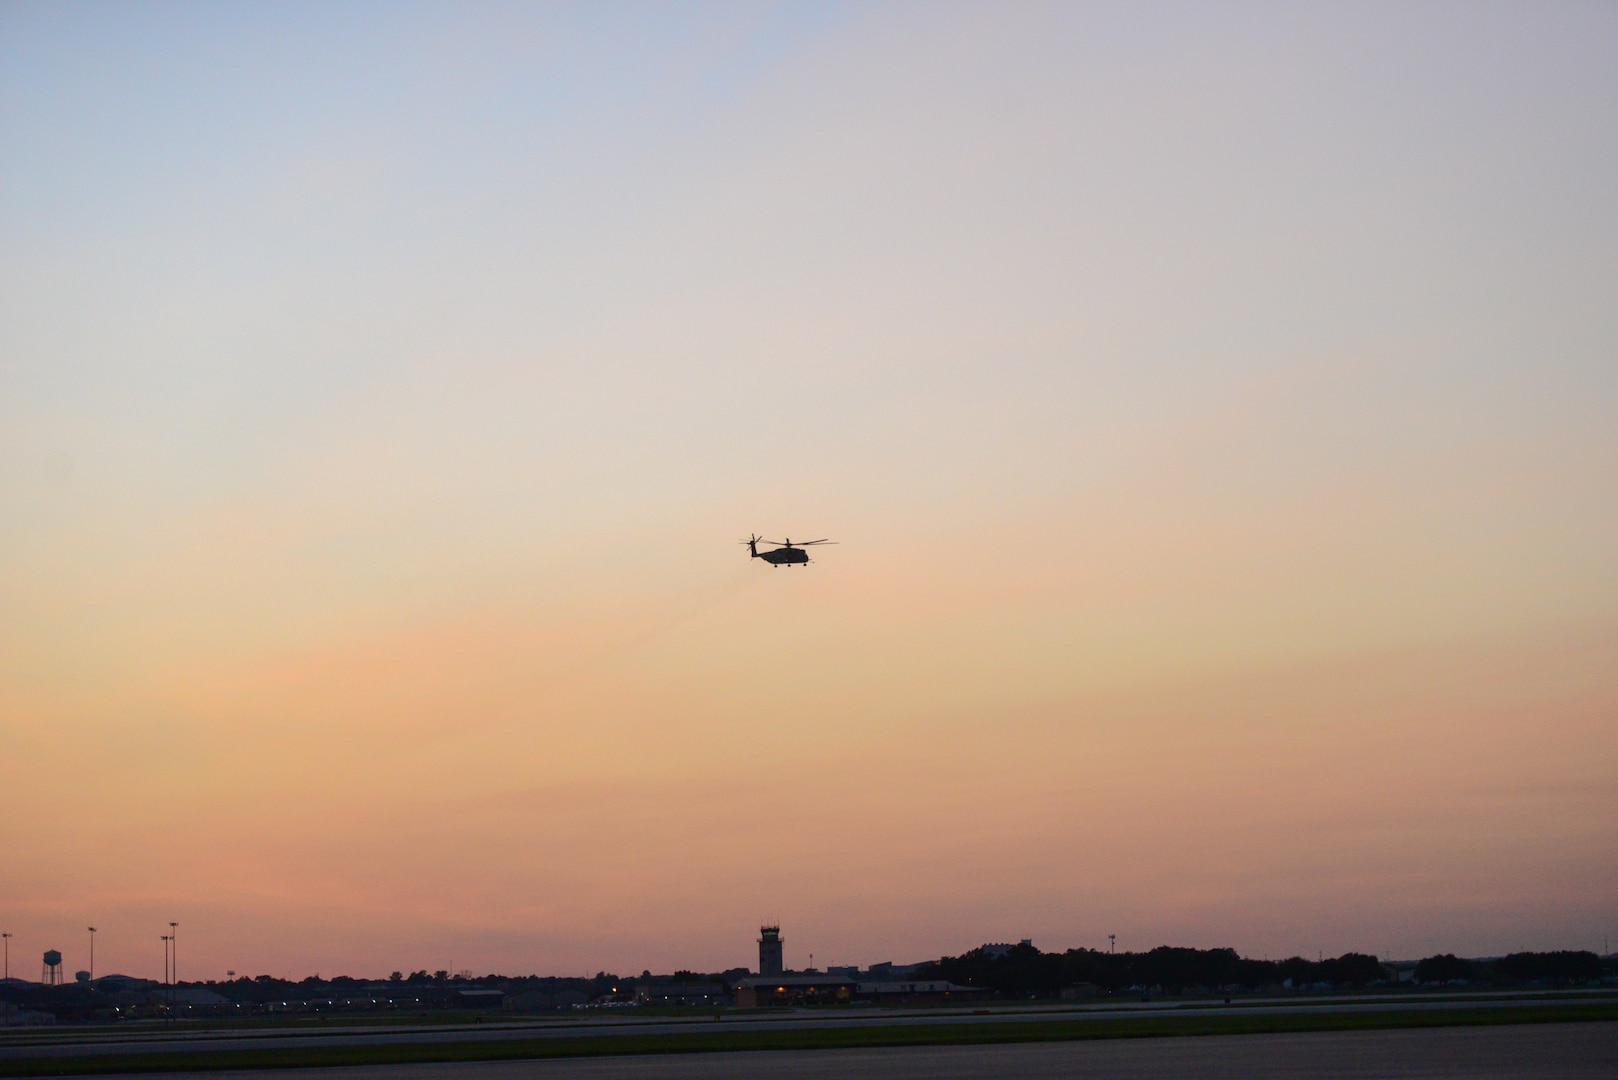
left=88, top=927, right=96, bottom=981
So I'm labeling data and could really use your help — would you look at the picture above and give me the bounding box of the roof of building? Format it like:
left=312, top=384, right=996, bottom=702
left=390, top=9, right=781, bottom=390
left=859, top=980, right=980, bottom=993
left=736, top=975, right=859, bottom=989
left=94, top=974, right=156, bottom=989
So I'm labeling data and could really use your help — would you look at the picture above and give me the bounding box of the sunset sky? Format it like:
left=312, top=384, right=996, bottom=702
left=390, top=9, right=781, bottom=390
left=2, top=2, right=1615, bottom=982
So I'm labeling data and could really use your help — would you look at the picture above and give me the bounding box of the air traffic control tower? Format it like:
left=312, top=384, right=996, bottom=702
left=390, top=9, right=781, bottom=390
left=758, top=925, right=784, bottom=977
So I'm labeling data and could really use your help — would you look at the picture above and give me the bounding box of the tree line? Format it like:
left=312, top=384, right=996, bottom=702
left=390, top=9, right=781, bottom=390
left=1414, top=950, right=1604, bottom=985
left=910, top=942, right=1611, bottom=998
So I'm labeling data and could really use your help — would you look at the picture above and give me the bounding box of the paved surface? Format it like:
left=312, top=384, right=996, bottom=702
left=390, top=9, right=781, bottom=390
left=4, top=993, right=1611, bottom=1059
left=73, top=1021, right=1618, bottom=1079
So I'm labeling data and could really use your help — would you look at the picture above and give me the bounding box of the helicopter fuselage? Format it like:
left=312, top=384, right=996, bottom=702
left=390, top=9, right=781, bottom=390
left=756, top=545, right=810, bottom=565
left=744, top=535, right=832, bottom=565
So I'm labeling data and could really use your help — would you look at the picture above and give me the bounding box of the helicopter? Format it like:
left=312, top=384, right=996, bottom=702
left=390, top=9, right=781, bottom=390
left=742, top=534, right=836, bottom=566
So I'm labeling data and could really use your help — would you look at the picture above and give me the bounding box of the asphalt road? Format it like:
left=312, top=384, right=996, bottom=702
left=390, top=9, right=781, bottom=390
left=65, top=1021, right=1618, bottom=1080
left=2, top=993, right=1612, bottom=1059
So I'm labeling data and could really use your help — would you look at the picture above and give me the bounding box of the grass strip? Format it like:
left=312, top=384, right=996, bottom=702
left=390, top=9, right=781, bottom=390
left=5, top=1002, right=1616, bottom=1076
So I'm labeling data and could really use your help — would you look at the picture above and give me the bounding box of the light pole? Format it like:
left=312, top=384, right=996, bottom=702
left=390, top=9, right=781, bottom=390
left=2, top=932, right=10, bottom=981
left=169, top=922, right=178, bottom=1009
left=161, top=935, right=170, bottom=991
left=88, top=927, right=96, bottom=982
left=1108, top=934, right=1116, bottom=954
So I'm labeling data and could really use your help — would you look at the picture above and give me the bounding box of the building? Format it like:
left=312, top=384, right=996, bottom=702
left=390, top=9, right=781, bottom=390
left=979, top=940, right=1032, bottom=959
left=859, top=980, right=990, bottom=1004
left=455, top=989, right=506, bottom=1009
left=170, top=987, right=230, bottom=1006
left=634, top=982, right=731, bottom=1007
left=863, top=961, right=926, bottom=979
left=505, top=989, right=588, bottom=1011
left=758, top=925, right=784, bottom=977
left=735, top=974, right=856, bottom=1007
left=734, top=975, right=989, bottom=1007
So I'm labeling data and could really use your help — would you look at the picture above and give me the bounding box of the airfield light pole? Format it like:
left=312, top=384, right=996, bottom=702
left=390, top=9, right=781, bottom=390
left=1108, top=934, right=1116, bottom=954
left=88, top=927, right=96, bottom=982
left=161, top=935, right=170, bottom=994
left=3, top=932, right=10, bottom=980
left=170, top=922, right=178, bottom=1005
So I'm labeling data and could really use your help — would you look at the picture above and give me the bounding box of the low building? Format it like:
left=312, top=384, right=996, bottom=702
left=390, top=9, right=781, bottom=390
left=634, top=982, right=731, bottom=1007
left=506, top=988, right=589, bottom=1011
left=863, top=961, right=925, bottom=979
left=735, top=974, right=858, bottom=1007
left=455, top=989, right=506, bottom=1009
left=735, top=975, right=988, bottom=1006
left=0, top=1002, right=56, bottom=1027
left=172, top=987, right=230, bottom=1006
left=858, top=980, right=990, bottom=1004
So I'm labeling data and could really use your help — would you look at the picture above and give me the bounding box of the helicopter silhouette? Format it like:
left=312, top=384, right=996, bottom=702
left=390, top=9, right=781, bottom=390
left=742, top=534, right=836, bottom=566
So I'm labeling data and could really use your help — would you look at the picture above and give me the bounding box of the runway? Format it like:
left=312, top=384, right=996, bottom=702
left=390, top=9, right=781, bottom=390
left=2, top=992, right=1610, bottom=1059
left=59, top=1022, right=1618, bottom=1080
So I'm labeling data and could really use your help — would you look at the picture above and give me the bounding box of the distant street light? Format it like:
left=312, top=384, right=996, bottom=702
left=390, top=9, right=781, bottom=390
left=88, top=927, right=96, bottom=982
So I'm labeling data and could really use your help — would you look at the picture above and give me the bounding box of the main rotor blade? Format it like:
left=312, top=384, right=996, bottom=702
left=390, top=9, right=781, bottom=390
left=798, top=539, right=836, bottom=545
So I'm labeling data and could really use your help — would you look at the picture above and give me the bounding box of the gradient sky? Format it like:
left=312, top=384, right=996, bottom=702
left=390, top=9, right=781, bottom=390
left=2, top=1, right=1615, bottom=982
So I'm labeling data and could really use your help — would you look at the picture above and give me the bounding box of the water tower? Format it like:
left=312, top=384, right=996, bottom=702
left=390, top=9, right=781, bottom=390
left=42, top=950, right=62, bottom=985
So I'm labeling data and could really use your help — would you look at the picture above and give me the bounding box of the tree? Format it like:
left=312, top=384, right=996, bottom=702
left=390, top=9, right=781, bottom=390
left=1319, top=953, right=1384, bottom=988
left=1414, top=954, right=1475, bottom=984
